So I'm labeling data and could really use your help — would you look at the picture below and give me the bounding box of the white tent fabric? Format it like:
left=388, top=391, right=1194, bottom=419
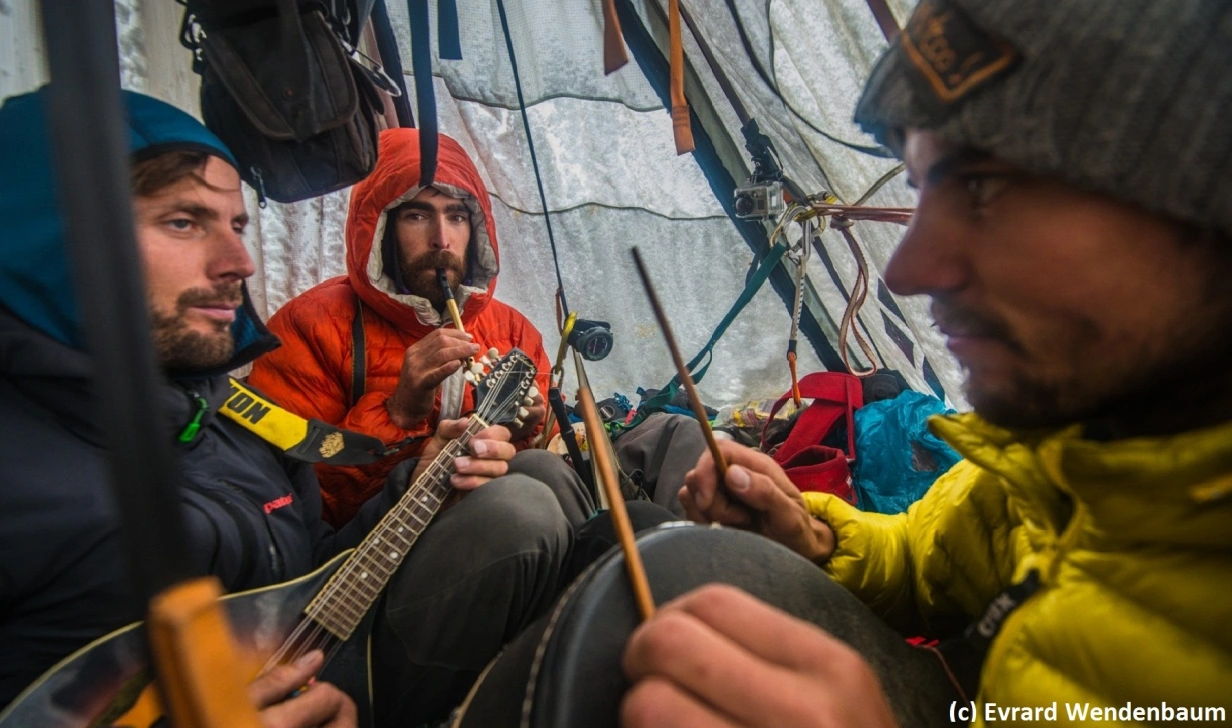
left=0, top=0, right=965, bottom=410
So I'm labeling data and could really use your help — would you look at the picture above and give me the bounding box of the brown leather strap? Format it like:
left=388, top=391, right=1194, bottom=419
left=864, top=0, right=900, bottom=42
left=602, top=0, right=628, bottom=74
left=668, top=0, right=695, bottom=154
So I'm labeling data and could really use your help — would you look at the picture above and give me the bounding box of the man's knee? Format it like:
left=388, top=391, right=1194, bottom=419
left=507, top=449, right=594, bottom=525
left=451, top=474, right=571, bottom=556
left=508, top=448, right=573, bottom=483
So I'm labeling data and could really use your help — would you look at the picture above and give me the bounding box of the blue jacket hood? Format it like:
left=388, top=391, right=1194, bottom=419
left=0, top=87, right=270, bottom=371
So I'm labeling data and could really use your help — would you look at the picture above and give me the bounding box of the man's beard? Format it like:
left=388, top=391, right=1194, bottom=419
left=150, top=283, right=242, bottom=371
left=933, top=296, right=1232, bottom=433
left=400, top=250, right=467, bottom=306
left=930, top=299, right=1045, bottom=427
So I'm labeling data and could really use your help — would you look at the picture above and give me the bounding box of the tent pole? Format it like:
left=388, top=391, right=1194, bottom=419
left=41, top=0, right=191, bottom=603
left=40, top=1, right=263, bottom=723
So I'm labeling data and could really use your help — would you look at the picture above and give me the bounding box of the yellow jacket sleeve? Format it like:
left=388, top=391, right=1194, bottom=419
left=803, top=459, right=1018, bottom=635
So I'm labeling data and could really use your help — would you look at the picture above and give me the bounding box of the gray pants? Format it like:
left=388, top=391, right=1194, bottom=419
left=613, top=413, right=707, bottom=517
left=372, top=450, right=594, bottom=726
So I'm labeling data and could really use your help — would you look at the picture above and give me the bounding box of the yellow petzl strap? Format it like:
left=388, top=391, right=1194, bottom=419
left=220, top=378, right=391, bottom=465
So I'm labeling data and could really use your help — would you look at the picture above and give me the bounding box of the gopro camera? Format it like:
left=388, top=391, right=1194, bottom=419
left=733, top=180, right=785, bottom=219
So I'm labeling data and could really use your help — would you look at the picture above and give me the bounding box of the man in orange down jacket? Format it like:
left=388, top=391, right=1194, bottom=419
left=249, top=128, right=594, bottom=528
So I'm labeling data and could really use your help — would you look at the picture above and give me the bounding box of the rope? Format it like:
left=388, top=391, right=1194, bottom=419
left=787, top=216, right=813, bottom=406
left=495, top=0, right=571, bottom=318
left=802, top=191, right=913, bottom=378
left=854, top=162, right=906, bottom=206
left=831, top=216, right=879, bottom=377
left=811, top=202, right=913, bottom=224
left=717, top=0, right=894, bottom=159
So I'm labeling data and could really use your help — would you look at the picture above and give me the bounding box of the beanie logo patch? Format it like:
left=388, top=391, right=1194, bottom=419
left=901, top=0, right=1018, bottom=103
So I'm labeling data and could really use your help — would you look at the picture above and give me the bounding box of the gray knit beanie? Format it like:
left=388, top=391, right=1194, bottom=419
left=855, top=0, right=1232, bottom=237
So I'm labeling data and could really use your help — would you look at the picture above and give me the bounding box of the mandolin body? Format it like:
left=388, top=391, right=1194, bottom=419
left=0, top=551, right=375, bottom=728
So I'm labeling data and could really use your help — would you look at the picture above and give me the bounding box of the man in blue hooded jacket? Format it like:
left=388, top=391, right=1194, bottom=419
left=0, top=87, right=588, bottom=726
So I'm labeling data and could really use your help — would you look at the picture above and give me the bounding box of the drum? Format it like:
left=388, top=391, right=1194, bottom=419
left=453, top=522, right=958, bottom=728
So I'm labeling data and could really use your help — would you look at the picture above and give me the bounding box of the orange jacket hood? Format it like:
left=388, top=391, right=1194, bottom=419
left=346, top=128, right=500, bottom=335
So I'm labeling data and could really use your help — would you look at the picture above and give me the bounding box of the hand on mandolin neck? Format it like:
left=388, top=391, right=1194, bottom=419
left=411, top=417, right=517, bottom=494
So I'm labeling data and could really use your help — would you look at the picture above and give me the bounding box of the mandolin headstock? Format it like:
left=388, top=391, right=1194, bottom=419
left=472, top=348, right=538, bottom=429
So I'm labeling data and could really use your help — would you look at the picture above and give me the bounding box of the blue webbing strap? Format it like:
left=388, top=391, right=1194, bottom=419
left=407, top=0, right=437, bottom=185
left=630, top=239, right=789, bottom=426
left=438, top=0, right=462, bottom=60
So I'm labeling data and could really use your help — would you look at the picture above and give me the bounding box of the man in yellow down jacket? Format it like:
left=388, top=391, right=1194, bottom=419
left=620, top=1, right=1232, bottom=726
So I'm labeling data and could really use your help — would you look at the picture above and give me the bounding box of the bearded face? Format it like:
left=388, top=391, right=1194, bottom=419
left=888, top=130, right=1232, bottom=435
left=400, top=249, right=468, bottom=306
left=389, top=187, right=472, bottom=306
left=131, top=155, right=252, bottom=373
left=149, top=283, right=243, bottom=371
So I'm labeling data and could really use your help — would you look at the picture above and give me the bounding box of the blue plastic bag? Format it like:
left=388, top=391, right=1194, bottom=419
left=852, top=391, right=961, bottom=515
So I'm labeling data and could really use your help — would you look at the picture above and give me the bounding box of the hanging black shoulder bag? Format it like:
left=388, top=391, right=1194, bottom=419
left=180, top=0, right=390, bottom=203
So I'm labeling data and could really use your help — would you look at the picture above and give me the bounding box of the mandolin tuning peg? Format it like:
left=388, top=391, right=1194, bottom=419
left=527, top=385, right=539, bottom=399
left=513, top=418, right=524, bottom=429
left=464, top=371, right=477, bottom=383
left=518, top=407, right=530, bottom=419
left=487, top=347, right=499, bottom=360
left=479, top=356, right=491, bottom=366
left=522, top=396, right=534, bottom=407
left=470, top=362, right=485, bottom=375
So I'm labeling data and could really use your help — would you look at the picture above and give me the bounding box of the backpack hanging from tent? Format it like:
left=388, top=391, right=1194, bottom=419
left=759, top=372, right=863, bottom=504
left=179, top=0, right=386, bottom=203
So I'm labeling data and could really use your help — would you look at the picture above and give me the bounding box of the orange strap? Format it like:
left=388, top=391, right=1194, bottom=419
left=787, top=351, right=803, bottom=408
left=668, top=0, right=694, bottom=154
left=602, top=0, right=628, bottom=74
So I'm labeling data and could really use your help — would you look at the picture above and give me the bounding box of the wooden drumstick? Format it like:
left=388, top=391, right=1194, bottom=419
left=576, top=386, right=655, bottom=620
left=631, top=247, right=728, bottom=481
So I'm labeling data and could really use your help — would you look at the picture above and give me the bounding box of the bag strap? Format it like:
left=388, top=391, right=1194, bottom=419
left=407, top=0, right=438, bottom=184
left=601, top=0, right=628, bottom=73
left=761, top=372, right=863, bottom=461
left=222, top=378, right=390, bottom=465
left=350, top=293, right=366, bottom=408
left=667, top=0, right=693, bottom=154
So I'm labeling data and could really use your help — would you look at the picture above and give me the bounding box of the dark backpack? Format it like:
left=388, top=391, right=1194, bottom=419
left=179, top=0, right=389, bottom=203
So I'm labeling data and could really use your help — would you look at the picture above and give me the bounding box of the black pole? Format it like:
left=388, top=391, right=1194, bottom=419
left=548, top=387, right=597, bottom=503
left=41, top=0, right=193, bottom=604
